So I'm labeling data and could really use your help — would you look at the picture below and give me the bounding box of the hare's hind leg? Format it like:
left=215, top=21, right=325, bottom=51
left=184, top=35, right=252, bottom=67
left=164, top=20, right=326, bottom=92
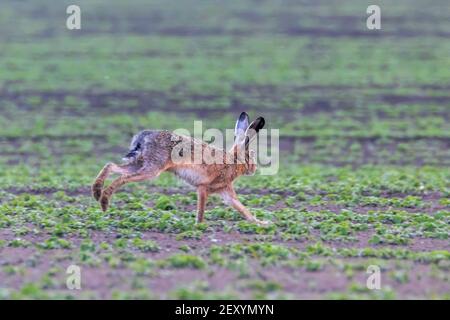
left=220, top=189, right=269, bottom=225
left=99, top=166, right=162, bottom=212
left=92, top=163, right=132, bottom=201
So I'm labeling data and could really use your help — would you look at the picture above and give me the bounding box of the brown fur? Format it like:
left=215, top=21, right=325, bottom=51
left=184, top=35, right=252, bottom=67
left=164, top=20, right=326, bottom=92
left=92, top=113, right=268, bottom=225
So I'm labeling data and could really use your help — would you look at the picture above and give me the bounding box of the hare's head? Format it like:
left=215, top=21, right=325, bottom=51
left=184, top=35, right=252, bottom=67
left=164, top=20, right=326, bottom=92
left=232, top=112, right=265, bottom=176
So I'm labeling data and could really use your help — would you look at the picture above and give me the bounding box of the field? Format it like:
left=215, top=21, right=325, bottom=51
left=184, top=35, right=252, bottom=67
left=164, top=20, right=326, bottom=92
left=0, top=0, right=449, bottom=299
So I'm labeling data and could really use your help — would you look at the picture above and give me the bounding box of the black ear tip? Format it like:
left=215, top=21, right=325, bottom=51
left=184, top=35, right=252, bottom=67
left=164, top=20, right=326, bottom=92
left=257, top=117, right=265, bottom=129
left=239, top=112, right=249, bottom=120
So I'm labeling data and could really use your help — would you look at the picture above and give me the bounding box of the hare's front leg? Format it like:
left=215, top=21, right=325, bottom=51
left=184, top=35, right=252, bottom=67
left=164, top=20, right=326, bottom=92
left=92, top=162, right=132, bottom=201
left=220, top=189, right=270, bottom=225
left=196, top=186, right=208, bottom=223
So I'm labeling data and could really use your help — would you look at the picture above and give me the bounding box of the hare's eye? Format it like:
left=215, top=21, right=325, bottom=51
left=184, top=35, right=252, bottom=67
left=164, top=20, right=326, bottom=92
left=135, top=143, right=141, bottom=150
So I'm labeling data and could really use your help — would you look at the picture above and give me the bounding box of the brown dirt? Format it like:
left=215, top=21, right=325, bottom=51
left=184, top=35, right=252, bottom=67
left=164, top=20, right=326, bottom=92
left=1, top=227, right=449, bottom=299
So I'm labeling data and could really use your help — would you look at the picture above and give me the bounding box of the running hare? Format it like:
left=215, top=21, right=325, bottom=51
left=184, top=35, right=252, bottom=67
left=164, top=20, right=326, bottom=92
left=92, top=112, right=269, bottom=225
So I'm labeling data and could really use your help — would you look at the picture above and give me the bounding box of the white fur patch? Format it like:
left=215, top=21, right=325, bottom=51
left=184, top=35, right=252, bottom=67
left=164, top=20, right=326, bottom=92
left=173, top=168, right=208, bottom=186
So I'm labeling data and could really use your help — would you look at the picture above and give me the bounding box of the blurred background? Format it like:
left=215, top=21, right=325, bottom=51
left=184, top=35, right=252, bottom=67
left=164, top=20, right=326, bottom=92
left=0, top=0, right=449, bottom=173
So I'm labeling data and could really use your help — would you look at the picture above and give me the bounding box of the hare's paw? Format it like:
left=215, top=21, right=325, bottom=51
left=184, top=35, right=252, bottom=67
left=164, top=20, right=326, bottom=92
left=255, top=219, right=271, bottom=226
left=92, top=181, right=104, bottom=201
left=99, top=195, right=110, bottom=212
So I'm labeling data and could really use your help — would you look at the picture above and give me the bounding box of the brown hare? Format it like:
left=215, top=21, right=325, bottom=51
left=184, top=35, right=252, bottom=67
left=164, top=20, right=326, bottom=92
left=92, top=112, right=269, bottom=225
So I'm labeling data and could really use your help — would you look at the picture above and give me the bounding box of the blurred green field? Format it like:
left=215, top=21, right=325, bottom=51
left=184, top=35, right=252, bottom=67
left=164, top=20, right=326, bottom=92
left=0, top=0, right=449, bottom=299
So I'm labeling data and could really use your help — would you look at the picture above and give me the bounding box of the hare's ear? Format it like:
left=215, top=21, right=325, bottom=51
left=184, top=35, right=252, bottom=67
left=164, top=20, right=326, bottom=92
left=234, top=112, right=249, bottom=144
left=245, top=117, right=265, bottom=147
